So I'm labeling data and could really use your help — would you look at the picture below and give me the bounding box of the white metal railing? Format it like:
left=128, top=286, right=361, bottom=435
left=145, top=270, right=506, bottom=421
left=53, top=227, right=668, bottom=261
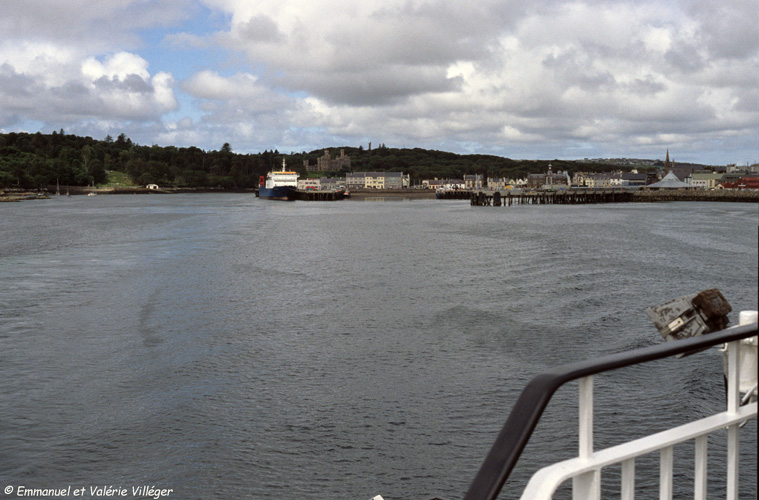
left=519, top=313, right=758, bottom=500
left=371, top=315, right=756, bottom=500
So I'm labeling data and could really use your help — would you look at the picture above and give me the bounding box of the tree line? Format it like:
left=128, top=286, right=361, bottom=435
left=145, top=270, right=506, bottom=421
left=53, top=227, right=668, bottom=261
left=0, top=131, right=648, bottom=190
left=0, top=131, right=282, bottom=190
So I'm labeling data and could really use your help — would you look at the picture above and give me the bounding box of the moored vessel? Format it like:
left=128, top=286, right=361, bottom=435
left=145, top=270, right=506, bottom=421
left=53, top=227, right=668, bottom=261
left=258, top=159, right=298, bottom=201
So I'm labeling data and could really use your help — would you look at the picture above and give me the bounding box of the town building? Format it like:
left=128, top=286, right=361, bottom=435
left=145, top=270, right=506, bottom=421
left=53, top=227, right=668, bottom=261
left=671, top=166, right=695, bottom=184
left=662, top=149, right=695, bottom=184
left=621, top=172, right=648, bottom=186
left=646, top=171, right=691, bottom=189
left=464, top=174, right=484, bottom=190
left=528, top=165, right=570, bottom=189
left=726, top=164, right=759, bottom=174
left=422, top=178, right=464, bottom=190
left=574, top=171, right=650, bottom=187
left=423, top=179, right=444, bottom=190
left=663, top=149, right=673, bottom=170
left=720, top=172, right=750, bottom=185
left=346, top=172, right=365, bottom=190
left=297, top=177, right=346, bottom=191
left=589, top=172, right=624, bottom=188
left=319, top=177, right=345, bottom=191
left=718, top=176, right=759, bottom=190
left=487, top=177, right=522, bottom=190
left=346, top=172, right=408, bottom=189
left=691, top=173, right=724, bottom=190
left=298, top=178, right=321, bottom=190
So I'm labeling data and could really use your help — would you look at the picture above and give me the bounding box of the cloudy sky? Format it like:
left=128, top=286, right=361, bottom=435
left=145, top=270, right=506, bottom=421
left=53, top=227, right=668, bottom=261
left=1, top=0, right=757, bottom=165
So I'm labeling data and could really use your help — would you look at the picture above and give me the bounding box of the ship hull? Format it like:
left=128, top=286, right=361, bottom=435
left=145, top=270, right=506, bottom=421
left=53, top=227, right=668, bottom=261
left=258, top=186, right=296, bottom=201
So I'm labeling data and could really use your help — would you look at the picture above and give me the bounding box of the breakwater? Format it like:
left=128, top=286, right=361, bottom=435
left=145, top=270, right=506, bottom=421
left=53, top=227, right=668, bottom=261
left=466, top=189, right=759, bottom=206
left=631, top=189, right=759, bottom=203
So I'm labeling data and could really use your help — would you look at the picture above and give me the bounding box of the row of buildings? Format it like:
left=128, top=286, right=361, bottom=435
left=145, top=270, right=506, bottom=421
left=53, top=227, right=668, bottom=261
left=297, top=167, right=759, bottom=192
left=297, top=150, right=759, bottom=191
left=298, top=171, right=410, bottom=191
left=422, top=163, right=759, bottom=191
left=567, top=165, right=759, bottom=190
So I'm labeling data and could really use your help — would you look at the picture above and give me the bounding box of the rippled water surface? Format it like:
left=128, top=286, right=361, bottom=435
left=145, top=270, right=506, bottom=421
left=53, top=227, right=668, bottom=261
left=1, top=195, right=756, bottom=499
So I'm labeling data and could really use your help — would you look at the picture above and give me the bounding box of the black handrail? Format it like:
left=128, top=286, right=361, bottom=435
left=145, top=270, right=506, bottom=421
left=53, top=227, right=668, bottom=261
left=462, top=322, right=758, bottom=500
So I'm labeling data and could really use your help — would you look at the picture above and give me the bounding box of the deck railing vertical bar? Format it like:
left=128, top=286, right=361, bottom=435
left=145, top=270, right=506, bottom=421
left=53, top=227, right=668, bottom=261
left=572, top=471, right=599, bottom=500
left=726, top=340, right=740, bottom=500
left=578, top=376, right=593, bottom=459
left=621, top=458, right=635, bottom=500
left=694, top=435, right=707, bottom=500
left=726, top=423, right=739, bottom=500
left=573, top=376, right=599, bottom=500
left=727, top=340, right=740, bottom=413
left=660, top=446, right=673, bottom=500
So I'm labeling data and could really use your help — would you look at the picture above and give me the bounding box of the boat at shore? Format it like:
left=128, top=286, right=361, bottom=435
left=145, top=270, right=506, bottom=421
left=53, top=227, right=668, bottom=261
left=258, top=159, right=298, bottom=201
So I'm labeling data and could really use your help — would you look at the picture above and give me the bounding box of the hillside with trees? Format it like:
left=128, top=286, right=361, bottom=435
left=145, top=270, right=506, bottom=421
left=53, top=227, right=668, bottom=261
left=0, top=131, right=659, bottom=190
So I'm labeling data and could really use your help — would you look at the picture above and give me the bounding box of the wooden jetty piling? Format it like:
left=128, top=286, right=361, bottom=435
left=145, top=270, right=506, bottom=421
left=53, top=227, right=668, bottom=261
left=469, top=190, right=636, bottom=206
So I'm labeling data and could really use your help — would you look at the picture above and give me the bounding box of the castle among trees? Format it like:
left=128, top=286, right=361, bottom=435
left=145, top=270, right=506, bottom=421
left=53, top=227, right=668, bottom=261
left=306, top=149, right=352, bottom=172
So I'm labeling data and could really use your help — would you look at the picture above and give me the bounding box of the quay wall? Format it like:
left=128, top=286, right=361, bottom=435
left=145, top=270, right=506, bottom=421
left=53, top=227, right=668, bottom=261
left=349, top=189, right=435, bottom=198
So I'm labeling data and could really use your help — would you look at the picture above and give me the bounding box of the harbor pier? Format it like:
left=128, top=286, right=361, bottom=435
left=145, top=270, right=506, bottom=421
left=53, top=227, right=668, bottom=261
left=464, top=189, right=759, bottom=205
left=470, top=190, right=634, bottom=206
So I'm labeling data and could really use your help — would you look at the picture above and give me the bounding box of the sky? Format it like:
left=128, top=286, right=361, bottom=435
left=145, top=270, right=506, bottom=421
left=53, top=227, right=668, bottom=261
left=0, top=0, right=757, bottom=165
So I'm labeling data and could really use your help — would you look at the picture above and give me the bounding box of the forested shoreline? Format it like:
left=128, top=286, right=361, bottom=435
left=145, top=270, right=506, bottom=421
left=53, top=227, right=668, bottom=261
left=1, top=131, right=670, bottom=190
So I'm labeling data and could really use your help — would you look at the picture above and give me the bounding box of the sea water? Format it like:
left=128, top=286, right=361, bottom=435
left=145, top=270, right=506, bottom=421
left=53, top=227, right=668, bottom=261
left=0, top=194, right=756, bottom=499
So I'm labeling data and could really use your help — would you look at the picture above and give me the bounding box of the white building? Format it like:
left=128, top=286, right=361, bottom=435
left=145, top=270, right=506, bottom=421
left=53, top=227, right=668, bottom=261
left=297, top=178, right=320, bottom=190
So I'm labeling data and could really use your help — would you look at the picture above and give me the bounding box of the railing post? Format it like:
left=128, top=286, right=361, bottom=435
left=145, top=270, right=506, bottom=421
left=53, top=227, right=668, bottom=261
left=660, top=446, right=673, bottom=500
left=726, top=340, right=740, bottom=500
left=621, top=458, right=635, bottom=500
left=573, top=376, right=599, bottom=500
left=579, top=376, right=593, bottom=458
left=694, top=435, right=707, bottom=500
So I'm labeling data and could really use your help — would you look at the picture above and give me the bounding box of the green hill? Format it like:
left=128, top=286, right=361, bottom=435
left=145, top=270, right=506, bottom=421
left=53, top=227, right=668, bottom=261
left=0, top=131, right=652, bottom=190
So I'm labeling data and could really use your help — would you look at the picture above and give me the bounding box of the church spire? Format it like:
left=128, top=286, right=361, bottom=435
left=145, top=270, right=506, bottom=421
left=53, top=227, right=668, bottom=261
left=664, top=149, right=671, bottom=170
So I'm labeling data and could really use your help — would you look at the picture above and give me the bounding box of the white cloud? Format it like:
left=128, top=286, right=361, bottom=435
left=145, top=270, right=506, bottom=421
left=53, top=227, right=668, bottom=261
left=0, top=1, right=183, bottom=127
left=82, top=52, right=151, bottom=81
left=0, top=41, right=83, bottom=87
left=183, top=70, right=297, bottom=119
left=0, top=0, right=757, bottom=163
left=185, top=71, right=262, bottom=100
left=0, top=49, right=177, bottom=123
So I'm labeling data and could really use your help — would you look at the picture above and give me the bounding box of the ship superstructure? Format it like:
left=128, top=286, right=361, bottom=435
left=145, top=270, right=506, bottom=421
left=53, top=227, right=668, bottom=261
left=259, top=159, right=298, bottom=201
